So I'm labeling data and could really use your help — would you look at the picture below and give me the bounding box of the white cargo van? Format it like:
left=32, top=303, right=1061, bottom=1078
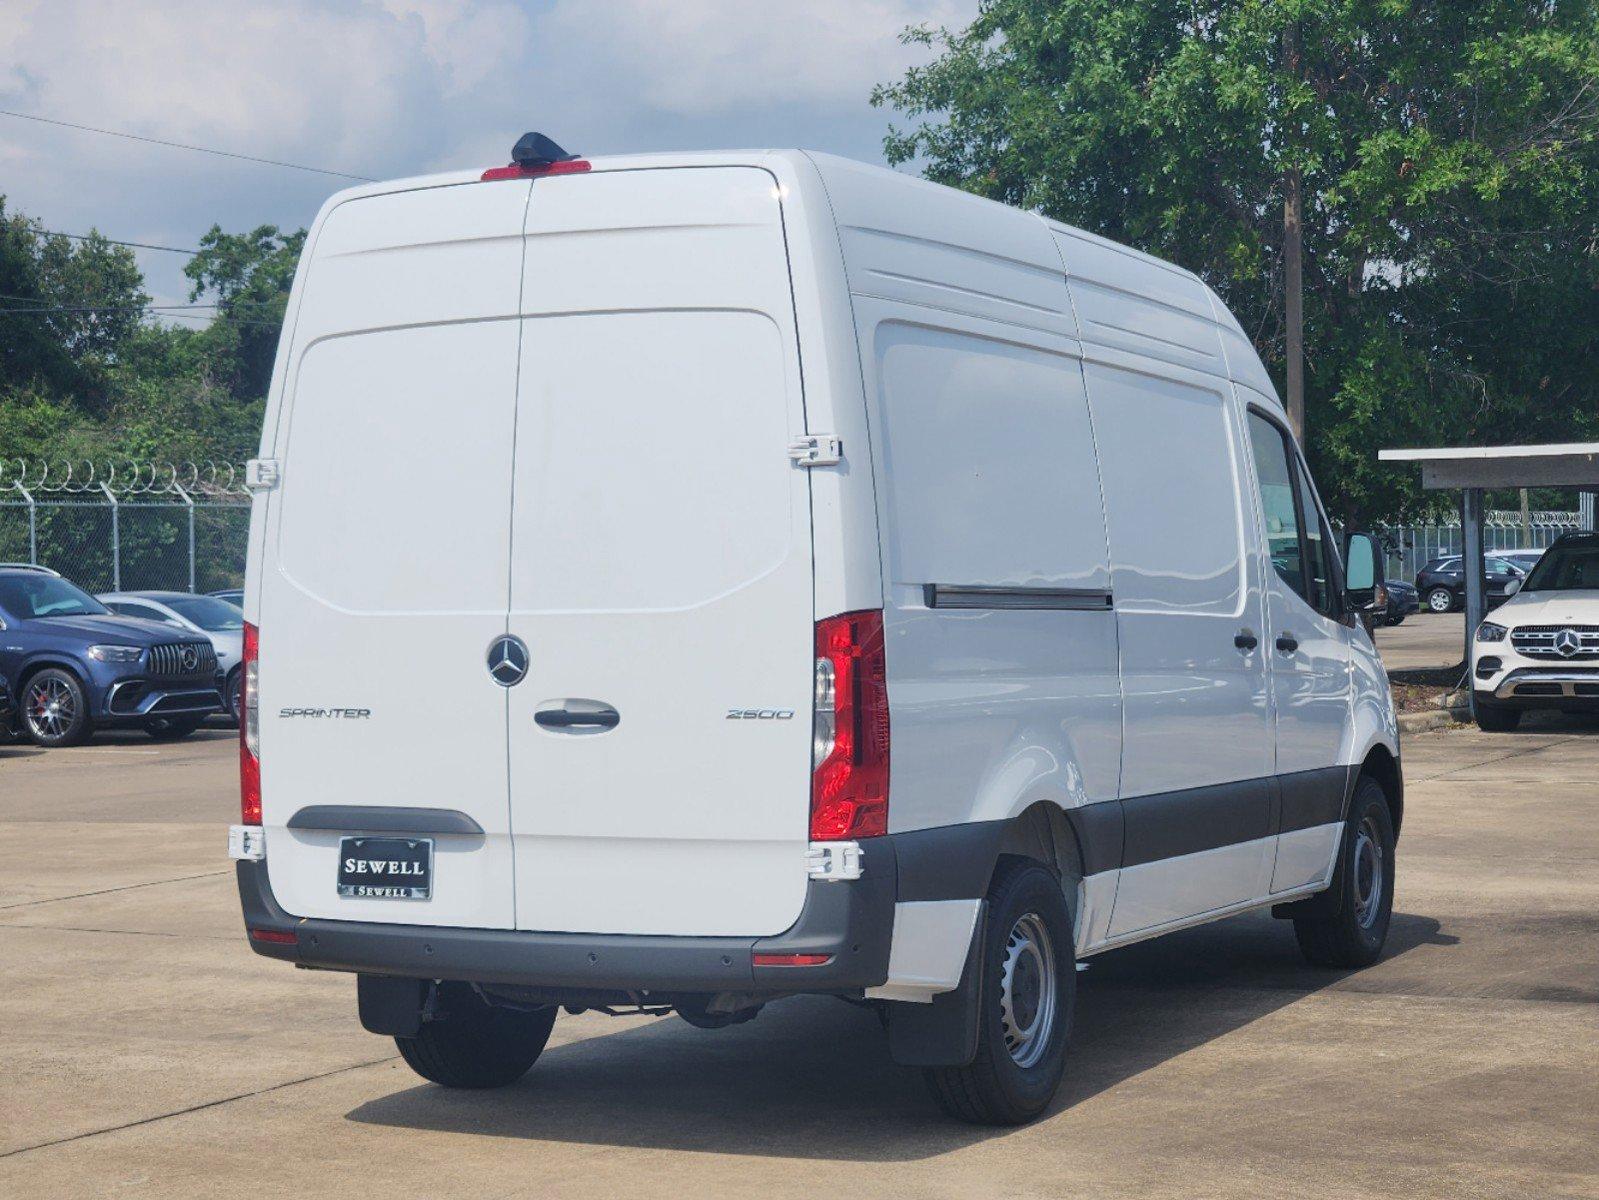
left=231, top=134, right=1402, bottom=1125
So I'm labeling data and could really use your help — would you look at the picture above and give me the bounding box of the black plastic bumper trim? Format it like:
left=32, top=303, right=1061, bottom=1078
left=238, top=838, right=896, bottom=995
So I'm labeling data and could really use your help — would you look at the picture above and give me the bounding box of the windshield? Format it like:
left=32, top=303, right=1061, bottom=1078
left=165, top=595, right=244, bottom=632
left=1524, top=543, right=1599, bottom=592
left=0, top=573, right=110, bottom=619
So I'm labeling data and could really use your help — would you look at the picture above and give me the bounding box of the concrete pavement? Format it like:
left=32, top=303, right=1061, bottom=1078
left=3, top=722, right=1598, bottom=1198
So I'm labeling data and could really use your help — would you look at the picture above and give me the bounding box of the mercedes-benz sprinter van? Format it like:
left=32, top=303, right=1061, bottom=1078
left=232, top=136, right=1402, bottom=1125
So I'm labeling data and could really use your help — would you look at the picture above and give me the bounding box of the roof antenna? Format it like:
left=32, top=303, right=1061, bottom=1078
left=511, top=132, right=579, bottom=168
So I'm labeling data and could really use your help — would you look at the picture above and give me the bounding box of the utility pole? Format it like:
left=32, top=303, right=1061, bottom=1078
left=1282, top=20, right=1305, bottom=443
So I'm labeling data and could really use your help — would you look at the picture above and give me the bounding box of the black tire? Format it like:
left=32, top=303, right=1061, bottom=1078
left=1425, top=586, right=1455, bottom=613
left=21, top=667, right=92, bottom=747
left=1387, top=613, right=1406, bottom=626
left=1294, top=777, right=1396, bottom=969
left=925, top=862, right=1076, bottom=1126
left=395, top=982, right=556, bottom=1089
left=1474, top=701, right=1522, bottom=732
left=224, top=667, right=243, bottom=721
left=145, top=716, right=206, bottom=741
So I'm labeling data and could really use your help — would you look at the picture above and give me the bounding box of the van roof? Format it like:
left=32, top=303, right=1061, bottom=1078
left=311, top=148, right=1281, bottom=412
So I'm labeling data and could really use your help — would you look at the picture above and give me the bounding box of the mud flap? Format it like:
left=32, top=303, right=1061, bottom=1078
left=884, top=904, right=985, bottom=1067
left=357, top=975, right=427, bottom=1037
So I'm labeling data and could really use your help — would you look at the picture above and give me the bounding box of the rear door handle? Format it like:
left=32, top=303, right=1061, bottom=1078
left=1234, top=630, right=1258, bottom=651
left=1275, top=634, right=1299, bottom=654
left=534, top=706, right=620, bottom=731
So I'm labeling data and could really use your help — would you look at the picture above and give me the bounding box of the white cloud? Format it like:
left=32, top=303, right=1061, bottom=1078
left=0, top=0, right=976, bottom=312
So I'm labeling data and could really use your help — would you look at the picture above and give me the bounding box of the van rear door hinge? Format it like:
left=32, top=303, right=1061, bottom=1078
left=788, top=435, right=842, bottom=468
left=245, top=458, right=280, bottom=491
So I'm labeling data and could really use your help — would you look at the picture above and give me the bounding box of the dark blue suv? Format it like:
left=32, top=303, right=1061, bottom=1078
left=0, top=565, right=223, bottom=746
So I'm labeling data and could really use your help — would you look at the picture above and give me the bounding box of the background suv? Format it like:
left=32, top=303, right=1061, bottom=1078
left=1472, top=533, right=1599, bottom=731
left=0, top=565, right=222, bottom=747
left=1416, top=554, right=1524, bottom=612
left=99, top=591, right=245, bottom=719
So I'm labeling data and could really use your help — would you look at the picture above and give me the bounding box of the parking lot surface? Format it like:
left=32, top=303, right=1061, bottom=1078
left=3, top=714, right=1598, bottom=1199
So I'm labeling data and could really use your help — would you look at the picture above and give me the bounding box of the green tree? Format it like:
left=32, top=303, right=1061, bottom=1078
left=185, top=224, right=306, bottom=401
left=874, top=0, right=1599, bottom=522
left=0, top=198, right=148, bottom=408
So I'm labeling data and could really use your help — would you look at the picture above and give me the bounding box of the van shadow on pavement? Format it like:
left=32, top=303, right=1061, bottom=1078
left=346, top=909, right=1450, bottom=1161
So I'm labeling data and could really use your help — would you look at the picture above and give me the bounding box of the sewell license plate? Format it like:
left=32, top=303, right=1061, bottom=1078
left=337, top=837, right=433, bottom=900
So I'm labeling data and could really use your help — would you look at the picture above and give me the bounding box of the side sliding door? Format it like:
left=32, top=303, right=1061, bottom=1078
left=1085, top=361, right=1277, bottom=937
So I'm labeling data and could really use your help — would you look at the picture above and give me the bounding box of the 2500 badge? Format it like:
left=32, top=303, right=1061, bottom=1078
left=726, top=708, right=795, bottom=720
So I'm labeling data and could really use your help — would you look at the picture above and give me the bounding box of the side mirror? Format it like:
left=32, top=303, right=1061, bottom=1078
left=1344, top=532, right=1387, bottom=631
left=1505, top=577, right=1522, bottom=597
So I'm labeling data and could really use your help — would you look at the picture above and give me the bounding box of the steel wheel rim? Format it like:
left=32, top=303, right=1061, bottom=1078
left=1352, top=815, right=1385, bottom=931
left=999, top=912, right=1058, bottom=1069
left=27, top=678, right=74, bottom=739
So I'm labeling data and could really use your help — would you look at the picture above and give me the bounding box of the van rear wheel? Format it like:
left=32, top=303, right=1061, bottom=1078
left=924, top=862, right=1075, bottom=1126
left=395, top=982, right=556, bottom=1089
left=1293, top=777, right=1395, bottom=969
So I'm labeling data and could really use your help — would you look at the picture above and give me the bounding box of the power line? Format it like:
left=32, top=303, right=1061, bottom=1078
left=36, top=229, right=199, bottom=256
left=0, top=108, right=374, bottom=182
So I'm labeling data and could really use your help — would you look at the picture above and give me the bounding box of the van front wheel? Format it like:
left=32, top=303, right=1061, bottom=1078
left=924, top=862, right=1076, bottom=1126
left=395, top=982, right=556, bottom=1089
left=1293, top=777, right=1395, bottom=969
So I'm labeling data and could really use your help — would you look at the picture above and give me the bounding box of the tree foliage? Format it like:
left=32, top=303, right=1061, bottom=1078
left=0, top=199, right=304, bottom=467
left=874, top=0, right=1599, bottom=521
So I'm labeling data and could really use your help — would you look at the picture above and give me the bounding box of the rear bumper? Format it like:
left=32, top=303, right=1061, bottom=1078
left=237, top=838, right=898, bottom=996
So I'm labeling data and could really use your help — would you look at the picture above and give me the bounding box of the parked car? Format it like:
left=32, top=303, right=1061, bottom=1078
left=1383, top=579, right=1420, bottom=625
left=0, top=565, right=223, bottom=747
left=99, top=591, right=245, bottom=719
left=230, top=139, right=1402, bottom=1126
left=1415, top=554, right=1524, bottom=612
left=210, top=588, right=244, bottom=608
left=1498, top=549, right=1545, bottom=575
left=1471, top=531, right=1599, bottom=731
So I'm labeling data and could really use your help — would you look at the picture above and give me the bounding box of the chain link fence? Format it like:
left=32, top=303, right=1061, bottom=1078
left=0, top=462, right=250, bottom=594
left=1379, top=511, right=1583, bottom=582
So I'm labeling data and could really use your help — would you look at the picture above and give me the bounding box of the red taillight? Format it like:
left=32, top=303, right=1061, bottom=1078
left=240, top=621, right=261, bottom=825
left=480, top=159, right=591, bottom=182
left=810, top=609, right=890, bottom=840
left=249, top=927, right=296, bottom=945
left=752, top=953, right=833, bottom=967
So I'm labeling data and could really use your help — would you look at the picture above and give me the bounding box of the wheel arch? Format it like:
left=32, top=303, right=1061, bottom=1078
left=1357, top=743, right=1404, bottom=838
left=18, top=656, right=90, bottom=692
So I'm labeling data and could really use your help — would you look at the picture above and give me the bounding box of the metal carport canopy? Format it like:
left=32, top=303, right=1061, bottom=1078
left=1378, top=442, right=1599, bottom=715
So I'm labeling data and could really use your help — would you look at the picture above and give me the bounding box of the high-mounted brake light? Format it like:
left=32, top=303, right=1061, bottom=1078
left=810, top=610, right=890, bottom=840
left=481, top=129, right=590, bottom=182
left=240, top=621, right=261, bottom=825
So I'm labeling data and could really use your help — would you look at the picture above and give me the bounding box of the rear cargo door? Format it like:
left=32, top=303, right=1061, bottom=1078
left=259, top=181, right=531, bottom=928
left=507, top=167, right=814, bottom=937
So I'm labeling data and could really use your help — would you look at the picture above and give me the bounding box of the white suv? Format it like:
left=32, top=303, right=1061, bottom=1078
left=1472, top=532, right=1599, bottom=731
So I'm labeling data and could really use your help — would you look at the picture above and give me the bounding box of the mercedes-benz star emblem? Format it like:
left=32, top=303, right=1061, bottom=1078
left=1554, top=628, right=1583, bottom=658
left=181, top=645, right=199, bottom=671
left=487, top=635, right=529, bottom=686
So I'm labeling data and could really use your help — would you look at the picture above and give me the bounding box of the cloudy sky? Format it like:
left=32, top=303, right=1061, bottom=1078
left=0, top=0, right=978, bottom=314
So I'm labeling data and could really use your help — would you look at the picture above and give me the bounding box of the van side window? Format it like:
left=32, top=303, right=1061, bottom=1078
left=1247, top=410, right=1337, bottom=615
left=1293, top=460, right=1335, bottom=614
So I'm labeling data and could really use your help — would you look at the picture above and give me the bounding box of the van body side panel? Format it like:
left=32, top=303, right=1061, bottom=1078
left=259, top=182, right=532, bottom=928
left=505, top=167, right=813, bottom=938
left=860, top=309, right=1122, bottom=843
